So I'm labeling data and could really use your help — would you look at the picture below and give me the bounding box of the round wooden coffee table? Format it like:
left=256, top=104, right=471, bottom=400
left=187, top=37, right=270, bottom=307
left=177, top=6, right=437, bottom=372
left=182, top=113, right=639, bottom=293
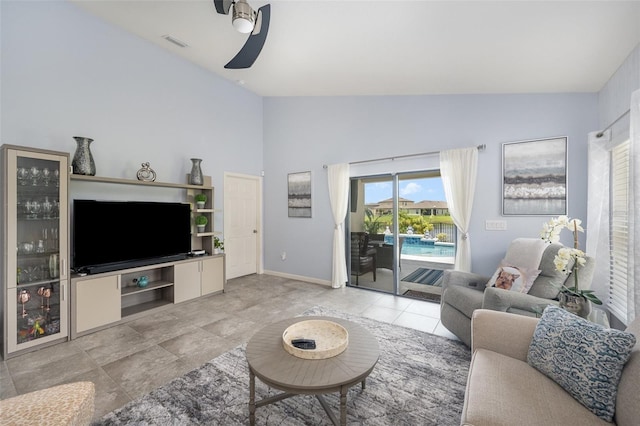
left=246, top=316, right=379, bottom=426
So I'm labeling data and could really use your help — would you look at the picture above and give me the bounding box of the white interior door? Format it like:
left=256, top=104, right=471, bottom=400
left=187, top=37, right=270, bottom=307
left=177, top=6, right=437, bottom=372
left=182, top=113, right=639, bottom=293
left=224, top=173, right=262, bottom=279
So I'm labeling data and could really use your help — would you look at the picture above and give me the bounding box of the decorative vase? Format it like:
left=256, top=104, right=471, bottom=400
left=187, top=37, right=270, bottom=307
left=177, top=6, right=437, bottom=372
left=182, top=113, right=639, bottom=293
left=197, top=225, right=206, bottom=233
left=189, top=158, right=203, bottom=185
left=72, top=136, right=96, bottom=176
left=559, top=292, right=591, bottom=318
left=48, top=254, right=59, bottom=279
left=136, top=276, right=149, bottom=288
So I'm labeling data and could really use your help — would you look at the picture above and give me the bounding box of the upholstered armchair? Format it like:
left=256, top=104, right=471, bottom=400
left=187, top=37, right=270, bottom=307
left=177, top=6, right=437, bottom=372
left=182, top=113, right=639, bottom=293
left=440, top=238, right=595, bottom=347
left=350, top=232, right=377, bottom=285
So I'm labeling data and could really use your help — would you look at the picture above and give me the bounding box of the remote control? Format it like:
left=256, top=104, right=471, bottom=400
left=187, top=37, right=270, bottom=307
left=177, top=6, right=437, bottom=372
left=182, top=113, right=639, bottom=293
left=291, top=339, right=316, bottom=350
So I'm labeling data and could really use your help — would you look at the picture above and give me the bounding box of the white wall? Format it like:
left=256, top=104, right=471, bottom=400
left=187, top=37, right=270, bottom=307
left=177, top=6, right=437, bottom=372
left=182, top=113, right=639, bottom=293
left=1, top=0, right=264, bottom=232
left=263, top=94, right=598, bottom=280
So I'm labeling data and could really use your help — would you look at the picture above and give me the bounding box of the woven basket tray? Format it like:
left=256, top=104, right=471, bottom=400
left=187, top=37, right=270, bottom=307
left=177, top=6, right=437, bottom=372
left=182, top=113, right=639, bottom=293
left=282, top=319, right=349, bottom=359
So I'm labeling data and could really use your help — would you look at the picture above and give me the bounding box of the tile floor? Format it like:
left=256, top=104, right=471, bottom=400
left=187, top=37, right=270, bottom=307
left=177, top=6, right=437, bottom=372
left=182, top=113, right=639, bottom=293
left=0, top=273, right=458, bottom=421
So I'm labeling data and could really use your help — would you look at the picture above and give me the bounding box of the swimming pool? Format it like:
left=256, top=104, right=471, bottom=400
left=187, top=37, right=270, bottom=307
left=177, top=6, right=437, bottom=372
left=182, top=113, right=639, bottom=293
left=383, top=235, right=455, bottom=257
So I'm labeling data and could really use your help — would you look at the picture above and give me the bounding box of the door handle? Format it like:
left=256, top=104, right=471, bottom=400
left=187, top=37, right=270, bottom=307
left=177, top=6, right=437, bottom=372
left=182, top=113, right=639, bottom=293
left=253, top=229, right=257, bottom=233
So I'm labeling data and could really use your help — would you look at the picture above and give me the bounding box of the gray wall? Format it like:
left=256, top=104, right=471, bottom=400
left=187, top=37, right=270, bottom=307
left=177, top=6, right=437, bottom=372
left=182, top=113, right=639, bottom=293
left=1, top=0, right=264, bottom=229
left=263, top=94, right=598, bottom=280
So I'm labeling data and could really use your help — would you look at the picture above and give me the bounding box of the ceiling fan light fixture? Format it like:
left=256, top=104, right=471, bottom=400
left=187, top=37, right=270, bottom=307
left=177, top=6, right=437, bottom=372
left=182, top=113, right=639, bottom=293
left=232, top=0, right=255, bottom=34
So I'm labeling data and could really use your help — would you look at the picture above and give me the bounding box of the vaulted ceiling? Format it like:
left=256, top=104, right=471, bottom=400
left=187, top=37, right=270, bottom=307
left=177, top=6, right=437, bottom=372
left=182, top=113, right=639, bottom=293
left=72, top=0, right=640, bottom=97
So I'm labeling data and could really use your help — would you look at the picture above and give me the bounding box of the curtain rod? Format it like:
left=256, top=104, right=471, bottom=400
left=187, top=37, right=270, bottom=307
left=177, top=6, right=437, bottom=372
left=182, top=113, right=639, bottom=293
left=596, top=108, right=631, bottom=138
left=322, top=144, right=486, bottom=169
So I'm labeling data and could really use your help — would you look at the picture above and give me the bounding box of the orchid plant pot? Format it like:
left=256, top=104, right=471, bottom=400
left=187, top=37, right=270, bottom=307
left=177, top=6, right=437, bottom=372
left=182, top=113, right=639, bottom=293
left=559, top=292, right=591, bottom=319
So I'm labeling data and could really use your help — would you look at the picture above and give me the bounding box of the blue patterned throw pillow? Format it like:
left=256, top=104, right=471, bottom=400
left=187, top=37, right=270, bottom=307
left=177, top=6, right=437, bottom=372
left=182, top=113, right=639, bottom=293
left=527, top=305, right=636, bottom=422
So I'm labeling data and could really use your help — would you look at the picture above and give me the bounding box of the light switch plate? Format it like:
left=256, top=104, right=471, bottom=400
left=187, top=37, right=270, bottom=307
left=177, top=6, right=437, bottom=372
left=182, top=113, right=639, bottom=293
left=485, top=220, right=507, bottom=230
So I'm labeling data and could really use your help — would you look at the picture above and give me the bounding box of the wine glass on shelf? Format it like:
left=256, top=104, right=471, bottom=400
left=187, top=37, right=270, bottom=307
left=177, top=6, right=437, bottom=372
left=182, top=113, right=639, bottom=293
left=27, top=200, right=41, bottom=219
left=41, top=168, right=51, bottom=186
left=42, top=197, right=53, bottom=219
left=37, top=286, right=46, bottom=308
left=29, top=166, right=41, bottom=186
left=42, top=287, right=52, bottom=312
left=18, top=289, right=31, bottom=317
left=17, top=167, right=29, bottom=185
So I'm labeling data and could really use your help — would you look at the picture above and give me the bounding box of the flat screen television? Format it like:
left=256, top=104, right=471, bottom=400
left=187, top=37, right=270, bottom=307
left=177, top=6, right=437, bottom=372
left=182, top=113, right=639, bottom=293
left=73, top=199, right=191, bottom=274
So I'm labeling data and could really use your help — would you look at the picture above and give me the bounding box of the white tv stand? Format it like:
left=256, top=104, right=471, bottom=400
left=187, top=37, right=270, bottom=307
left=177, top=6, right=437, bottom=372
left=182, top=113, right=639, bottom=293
left=70, top=255, right=223, bottom=338
left=69, top=174, right=224, bottom=339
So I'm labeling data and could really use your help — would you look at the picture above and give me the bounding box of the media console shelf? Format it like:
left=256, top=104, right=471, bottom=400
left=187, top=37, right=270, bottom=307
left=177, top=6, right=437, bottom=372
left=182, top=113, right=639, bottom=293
left=69, top=173, right=225, bottom=339
left=70, top=173, right=209, bottom=190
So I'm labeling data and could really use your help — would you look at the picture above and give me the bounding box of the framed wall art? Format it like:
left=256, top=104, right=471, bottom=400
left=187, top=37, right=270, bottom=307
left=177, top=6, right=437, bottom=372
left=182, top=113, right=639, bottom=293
left=502, top=136, right=568, bottom=216
left=288, top=171, right=312, bottom=218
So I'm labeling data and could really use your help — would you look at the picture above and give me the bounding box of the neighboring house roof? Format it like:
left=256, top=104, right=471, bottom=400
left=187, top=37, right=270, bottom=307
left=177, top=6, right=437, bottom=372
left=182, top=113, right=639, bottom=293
left=365, top=199, right=448, bottom=211
left=413, top=200, right=449, bottom=209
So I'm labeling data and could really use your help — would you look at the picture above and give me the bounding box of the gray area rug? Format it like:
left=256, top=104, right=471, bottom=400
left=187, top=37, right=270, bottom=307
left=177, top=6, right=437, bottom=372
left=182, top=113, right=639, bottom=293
left=94, top=306, right=470, bottom=425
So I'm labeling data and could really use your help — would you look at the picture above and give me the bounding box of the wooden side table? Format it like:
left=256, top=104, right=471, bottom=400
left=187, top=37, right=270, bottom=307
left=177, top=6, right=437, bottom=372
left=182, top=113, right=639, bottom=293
left=246, top=316, right=379, bottom=426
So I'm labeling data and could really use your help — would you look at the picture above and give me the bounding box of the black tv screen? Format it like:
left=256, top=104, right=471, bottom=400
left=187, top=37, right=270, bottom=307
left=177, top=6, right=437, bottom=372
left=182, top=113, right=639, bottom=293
left=73, top=200, right=191, bottom=274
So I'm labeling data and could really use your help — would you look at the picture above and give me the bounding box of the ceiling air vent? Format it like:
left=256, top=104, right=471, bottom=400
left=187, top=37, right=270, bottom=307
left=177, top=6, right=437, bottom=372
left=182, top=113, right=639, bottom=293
left=162, top=35, right=189, bottom=48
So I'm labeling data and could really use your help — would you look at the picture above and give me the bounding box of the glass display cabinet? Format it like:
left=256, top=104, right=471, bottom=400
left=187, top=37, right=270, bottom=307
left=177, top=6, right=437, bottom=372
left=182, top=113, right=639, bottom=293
left=1, top=145, right=69, bottom=358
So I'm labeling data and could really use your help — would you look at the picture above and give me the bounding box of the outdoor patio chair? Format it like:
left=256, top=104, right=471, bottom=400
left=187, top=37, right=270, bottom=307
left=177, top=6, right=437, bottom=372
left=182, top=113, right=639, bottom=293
left=376, top=237, right=405, bottom=270
left=350, top=232, right=377, bottom=285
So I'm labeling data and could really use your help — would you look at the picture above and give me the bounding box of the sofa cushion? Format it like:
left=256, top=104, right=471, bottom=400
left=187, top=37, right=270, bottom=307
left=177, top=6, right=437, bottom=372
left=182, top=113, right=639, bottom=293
left=442, top=285, right=484, bottom=319
left=527, top=306, right=636, bottom=422
left=527, top=243, right=570, bottom=299
left=462, top=348, right=609, bottom=426
left=616, top=316, right=640, bottom=425
left=487, top=260, right=541, bottom=293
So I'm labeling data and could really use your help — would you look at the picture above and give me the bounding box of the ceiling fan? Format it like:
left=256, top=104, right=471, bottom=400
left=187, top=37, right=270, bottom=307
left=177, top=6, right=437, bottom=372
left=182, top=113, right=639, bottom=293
left=213, top=0, right=271, bottom=69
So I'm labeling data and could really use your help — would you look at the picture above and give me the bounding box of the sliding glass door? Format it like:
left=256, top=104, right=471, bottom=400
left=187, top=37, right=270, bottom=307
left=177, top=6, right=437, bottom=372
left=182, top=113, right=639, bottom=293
left=348, top=174, right=396, bottom=293
left=347, top=171, right=455, bottom=301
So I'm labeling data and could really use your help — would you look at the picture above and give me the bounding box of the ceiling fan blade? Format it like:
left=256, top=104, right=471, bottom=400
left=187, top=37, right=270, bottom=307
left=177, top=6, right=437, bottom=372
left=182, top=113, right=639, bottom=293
left=225, top=4, right=271, bottom=69
left=213, top=0, right=232, bottom=15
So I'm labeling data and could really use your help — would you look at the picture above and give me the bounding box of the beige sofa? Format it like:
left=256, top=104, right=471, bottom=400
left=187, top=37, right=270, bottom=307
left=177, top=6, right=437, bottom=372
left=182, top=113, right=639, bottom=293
left=462, top=310, right=640, bottom=426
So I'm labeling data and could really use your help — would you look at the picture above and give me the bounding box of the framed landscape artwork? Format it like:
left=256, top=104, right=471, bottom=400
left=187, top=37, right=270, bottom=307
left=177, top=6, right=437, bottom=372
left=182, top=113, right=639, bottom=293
left=502, top=136, right=568, bottom=216
left=288, top=171, right=312, bottom=218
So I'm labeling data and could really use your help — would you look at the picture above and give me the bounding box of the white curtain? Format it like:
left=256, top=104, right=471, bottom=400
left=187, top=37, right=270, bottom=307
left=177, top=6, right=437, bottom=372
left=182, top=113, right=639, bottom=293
left=630, top=90, right=640, bottom=322
left=585, top=129, right=612, bottom=303
left=327, top=163, right=350, bottom=288
left=586, top=89, right=640, bottom=323
left=440, top=147, right=478, bottom=272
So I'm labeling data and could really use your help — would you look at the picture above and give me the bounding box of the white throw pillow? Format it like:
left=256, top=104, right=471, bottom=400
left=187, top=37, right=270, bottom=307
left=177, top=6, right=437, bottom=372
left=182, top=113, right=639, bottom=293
left=487, top=260, right=541, bottom=293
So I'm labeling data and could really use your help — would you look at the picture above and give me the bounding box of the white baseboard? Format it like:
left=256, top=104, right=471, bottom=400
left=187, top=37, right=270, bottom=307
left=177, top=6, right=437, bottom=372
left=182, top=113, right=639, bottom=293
left=262, top=270, right=332, bottom=287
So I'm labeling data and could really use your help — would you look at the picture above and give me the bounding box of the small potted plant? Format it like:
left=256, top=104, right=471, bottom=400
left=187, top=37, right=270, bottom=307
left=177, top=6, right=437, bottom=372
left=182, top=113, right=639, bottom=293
left=213, top=236, right=224, bottom=254
left=195, top=193, right=207, bottom=209
left=195, top=215, right=208, bottom=233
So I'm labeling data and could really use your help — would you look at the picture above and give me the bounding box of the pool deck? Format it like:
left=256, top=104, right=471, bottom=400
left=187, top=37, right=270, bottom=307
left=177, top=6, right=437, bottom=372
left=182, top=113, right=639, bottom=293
left=400, top=255, right=454, bottom=295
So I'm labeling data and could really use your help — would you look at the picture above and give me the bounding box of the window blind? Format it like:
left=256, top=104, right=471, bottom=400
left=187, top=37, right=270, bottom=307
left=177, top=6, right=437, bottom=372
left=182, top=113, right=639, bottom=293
left=609, top=140, right=630, bottom=323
